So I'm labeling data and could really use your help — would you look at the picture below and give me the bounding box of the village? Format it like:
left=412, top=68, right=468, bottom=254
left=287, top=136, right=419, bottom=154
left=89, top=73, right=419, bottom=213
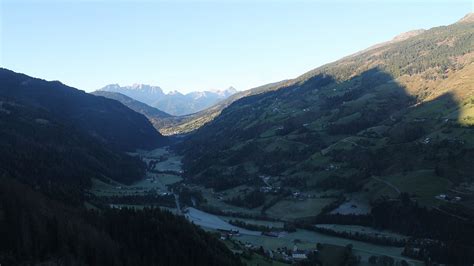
left=218, top=228, right=316, bottom=263
left=88, top=147, right=425, bottom=265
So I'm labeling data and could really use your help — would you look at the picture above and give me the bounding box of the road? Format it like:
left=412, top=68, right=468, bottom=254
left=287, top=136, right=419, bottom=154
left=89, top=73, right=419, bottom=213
left=184, top=207, right=261, bottom=236
left=371, top=176, right=401, bottom=194
left=173, top=192, right=182, bottom=215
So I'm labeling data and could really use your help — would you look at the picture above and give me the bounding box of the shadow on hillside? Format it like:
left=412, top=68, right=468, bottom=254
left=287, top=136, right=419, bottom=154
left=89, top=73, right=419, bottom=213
left=180, top=66, right=474, bottom=189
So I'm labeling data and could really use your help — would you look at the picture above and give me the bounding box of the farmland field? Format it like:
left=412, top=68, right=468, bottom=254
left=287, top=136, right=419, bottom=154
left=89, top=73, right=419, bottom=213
left=88, top=147, right=184, bottom=208
left=195, top=185, right=265, bottom=216
left=266, top=198, right=334, bottom=220
left=184, top=207, right=261, bottom=236
left=183, top=206, right=422, bottom=265
left=370, top=170, right=452, bottom=206
left=315, top=224, right=409, bottom=241
left=330, top=193, right=371, bottom=215
left=219, top=216, right=284, bottom=229
left=242, top=253, right=290, bottom=266
left=236, top=229, right=422, bottom=265
left=154, top=155, right=183, bottom=173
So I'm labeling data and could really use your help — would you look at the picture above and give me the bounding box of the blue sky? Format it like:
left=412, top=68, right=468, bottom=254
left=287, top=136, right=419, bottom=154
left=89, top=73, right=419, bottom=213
left=0, top=1, right=472, bottom=93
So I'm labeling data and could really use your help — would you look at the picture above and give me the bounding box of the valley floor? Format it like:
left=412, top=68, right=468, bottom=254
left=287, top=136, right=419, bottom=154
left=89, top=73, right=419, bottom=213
left=87, top=147, right=424, bottom=265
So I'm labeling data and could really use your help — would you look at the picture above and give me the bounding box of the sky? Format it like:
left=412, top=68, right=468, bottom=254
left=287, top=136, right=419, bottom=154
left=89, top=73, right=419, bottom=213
left=0, top=0, right=472, bottom=93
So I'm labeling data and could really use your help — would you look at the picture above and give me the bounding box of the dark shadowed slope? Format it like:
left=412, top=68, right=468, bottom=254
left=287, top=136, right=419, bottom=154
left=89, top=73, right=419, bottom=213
left=0, top=68, right=166, bottom=151
left=0, top=97, right=148, bottom=205
left=0, top=72, right=242, bottom=265
left=92, top=91, right=172, bottom=119
left=92, top=91, right=174, bottom=133
left=0, top=177, right=243, bottom=266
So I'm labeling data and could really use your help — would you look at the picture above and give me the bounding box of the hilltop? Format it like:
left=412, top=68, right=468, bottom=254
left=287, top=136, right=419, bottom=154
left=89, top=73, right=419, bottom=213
left=457, top=12, right=474, bottom=23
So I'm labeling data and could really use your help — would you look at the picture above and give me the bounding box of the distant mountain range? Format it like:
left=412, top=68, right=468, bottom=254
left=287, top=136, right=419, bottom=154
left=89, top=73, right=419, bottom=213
left=97, top=84, right=237, bottom=116
left=95, top=82, right=291, bottom=136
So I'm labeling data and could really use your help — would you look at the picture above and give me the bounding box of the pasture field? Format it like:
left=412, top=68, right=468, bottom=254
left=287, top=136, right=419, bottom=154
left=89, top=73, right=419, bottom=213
left=266, top=197, right=334, bottom=221
left=315, top=224, right=408, bottom=241
left=185, top=207, right=413, bottom=264
left=88, top=178, right=163, bottom=197
left=330, top=199, right=371, bottom=215
left=219, top=216, right=284, bottom=228
left=89, top=147, right=184, bottom=205
left=158, top=173, right=183, bottom=185
left=184, top=207, right=260, bottom=236
left=330, top=193, right=371, bottom=215
left=154, top=154, right=183, bottom=172
left=195, top=185, right=265, bottom=216
left=236, top=229, right=421, bottom=266
left=242, top=253, right=290, bottom=266
left=109, top=204, right=179, bottom=213
left=134, top=147, right=184, bottom=173
left=370, top=170, right=452, bottom=206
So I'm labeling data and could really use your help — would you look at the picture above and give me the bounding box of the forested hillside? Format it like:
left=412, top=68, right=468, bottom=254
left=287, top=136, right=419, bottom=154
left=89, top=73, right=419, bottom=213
left=0, top=177, right=242, bottom=266
left=0, top=100, right=148, bottom=205
left=92, top=91, right=174, bottom=133
left=0, top=71, right=243, bottom=265
left=0, top=69, right=166, bottom=151
left=158, top=80, right=288, bottom=135
left=180, top=17, right=474, bottom=199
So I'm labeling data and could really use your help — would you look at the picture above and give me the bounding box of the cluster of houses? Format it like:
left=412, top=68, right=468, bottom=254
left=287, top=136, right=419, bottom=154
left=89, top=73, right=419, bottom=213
left=402, top=238, right=442, bottom=260
left=292, top=191, right=316, bottom=200
left=268, top=245, right=316, bottom=262
left=240, top=242, right=316, bottom=262
left=435, top=194, right=462, bottom=202
left=325, top=164, right=340, bottom=171
left=218, top=226, right=317, bottom=263
left=108, top=181, right=171, bottom=197
left=218, top=229, right=241, bottom=240
left=421, top=136, right=466, bottom=145
left=260, top=186, right=281, bottom=194
left=213, top=191, right=227, bottom=200
left=259, top=175, right=282, bottom=194
left=421, top=137, right=431, bottom=145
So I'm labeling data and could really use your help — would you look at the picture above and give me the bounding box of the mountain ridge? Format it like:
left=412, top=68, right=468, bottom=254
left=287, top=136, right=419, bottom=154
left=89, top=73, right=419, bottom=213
left=457, top=12, right=474, bottom=23
left=98, top=84, right=238, bottom=116
left=179, top=15, right=474, bottom=205
left=0, top=68, right=166, bottom=151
